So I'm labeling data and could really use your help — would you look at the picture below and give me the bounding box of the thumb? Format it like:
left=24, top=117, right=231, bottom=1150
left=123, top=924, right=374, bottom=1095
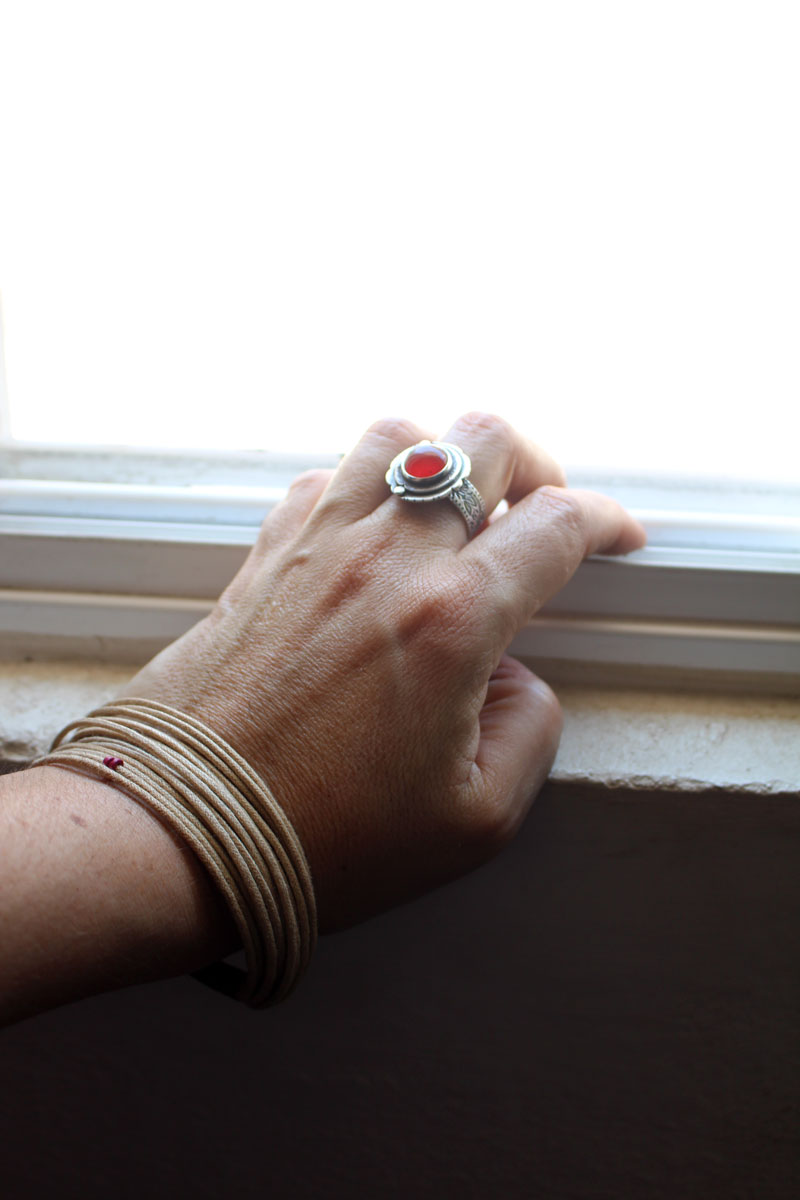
left=473, top=655, right=564, bottom=847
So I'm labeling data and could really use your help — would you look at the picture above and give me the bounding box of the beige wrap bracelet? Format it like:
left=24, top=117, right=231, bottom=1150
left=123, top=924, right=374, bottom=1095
left=33, top=697, right=317, bottom=1007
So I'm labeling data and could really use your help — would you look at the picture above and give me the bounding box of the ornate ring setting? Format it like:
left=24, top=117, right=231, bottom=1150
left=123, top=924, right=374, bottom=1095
left=385, top=441, right=486, bottom=538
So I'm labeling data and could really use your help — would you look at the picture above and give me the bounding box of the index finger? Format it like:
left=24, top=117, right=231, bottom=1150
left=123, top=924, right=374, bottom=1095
left=461, top=485, right=648, bottom=642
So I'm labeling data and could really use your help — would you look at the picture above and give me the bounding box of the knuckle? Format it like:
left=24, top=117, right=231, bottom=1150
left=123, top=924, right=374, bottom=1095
left=454, top=410, right=515, bottom=451
left=320, top=540, right=380, bottom=609
left=311, top=532, right=381, bottom=609
left=464, top=552, right=512, bottom=627
left=533, top=677, right=565, bottom=742
left=288, top=468, right=331, bottom=493
left=364, top=417, right=423, bottom=449
left=397, top=573, right=476, bottom=659
left=419, top=572, right=473, bottom=630
left=309, top=491, right=353, bottom=526
left=535, top=485, right=587, bottom=547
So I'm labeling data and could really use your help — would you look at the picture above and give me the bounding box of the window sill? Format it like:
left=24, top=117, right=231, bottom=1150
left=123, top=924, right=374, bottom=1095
left=2, top=446, right=798, bottom=696
left=2, top=660, right=797, bottom=796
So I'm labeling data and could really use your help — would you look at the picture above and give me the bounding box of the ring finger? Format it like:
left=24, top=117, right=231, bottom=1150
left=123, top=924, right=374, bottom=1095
left=315, top=411, right=567, bottom=548
left=384, top=410, right=568, bottom=547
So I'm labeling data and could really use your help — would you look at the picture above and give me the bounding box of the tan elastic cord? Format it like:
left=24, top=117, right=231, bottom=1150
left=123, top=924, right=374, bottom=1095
left=32, top=698, right=317, bottom=1007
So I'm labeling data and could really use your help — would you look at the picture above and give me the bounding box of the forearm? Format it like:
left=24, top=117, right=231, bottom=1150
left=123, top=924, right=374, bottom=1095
left=0, top=415, right=645, bottom=1027
left=0, top=765, right=239, bottom=1026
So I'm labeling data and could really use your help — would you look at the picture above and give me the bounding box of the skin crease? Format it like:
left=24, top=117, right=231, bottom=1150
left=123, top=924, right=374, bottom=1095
left=119, top=413, right=648, bottom=935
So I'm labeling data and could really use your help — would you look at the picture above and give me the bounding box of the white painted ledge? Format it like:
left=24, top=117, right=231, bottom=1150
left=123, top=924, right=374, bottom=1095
left=1, top=661, right=797, bottom=795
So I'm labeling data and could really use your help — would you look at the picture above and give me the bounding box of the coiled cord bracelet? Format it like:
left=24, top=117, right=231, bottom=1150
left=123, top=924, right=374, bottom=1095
left=33, top=697, right=317, bottom=1007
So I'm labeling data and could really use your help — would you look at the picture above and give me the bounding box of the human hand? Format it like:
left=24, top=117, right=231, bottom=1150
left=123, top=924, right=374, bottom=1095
left=123, top=414, right=647, bottom=934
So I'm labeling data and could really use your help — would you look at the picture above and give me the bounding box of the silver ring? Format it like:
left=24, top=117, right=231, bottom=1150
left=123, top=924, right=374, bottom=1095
left=385, top=441, right=487, bottom=538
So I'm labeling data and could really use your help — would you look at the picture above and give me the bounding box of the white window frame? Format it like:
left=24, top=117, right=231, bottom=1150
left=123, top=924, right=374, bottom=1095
left=1, top=440, right=798, bottom=695
left=0, top=307, right=10, bottom=445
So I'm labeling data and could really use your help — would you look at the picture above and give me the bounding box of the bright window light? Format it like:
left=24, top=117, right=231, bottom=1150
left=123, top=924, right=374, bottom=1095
left=0, top=1, right=798, bottom=480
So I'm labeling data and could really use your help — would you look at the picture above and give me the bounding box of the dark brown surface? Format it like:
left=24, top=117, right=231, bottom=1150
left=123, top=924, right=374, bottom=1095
left=1, top=779, right=798, bottom=1199
left=0, top=759, right=26, bottom=774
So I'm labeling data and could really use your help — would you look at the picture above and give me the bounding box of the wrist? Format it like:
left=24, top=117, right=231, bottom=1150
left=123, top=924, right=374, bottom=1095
left=0, top=764, right=239, bottom=1024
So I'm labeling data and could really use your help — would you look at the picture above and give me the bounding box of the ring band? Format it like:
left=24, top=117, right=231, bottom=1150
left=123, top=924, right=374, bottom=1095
left=385, top=441, right=487, bottom=538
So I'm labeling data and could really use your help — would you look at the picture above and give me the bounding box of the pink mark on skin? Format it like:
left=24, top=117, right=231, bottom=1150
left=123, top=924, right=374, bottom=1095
left=103, top=756, right=124, bottom=771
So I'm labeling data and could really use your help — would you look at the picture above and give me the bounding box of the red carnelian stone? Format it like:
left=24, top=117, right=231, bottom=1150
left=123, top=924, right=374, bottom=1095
left=405, top=446, right=447, bottom=478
